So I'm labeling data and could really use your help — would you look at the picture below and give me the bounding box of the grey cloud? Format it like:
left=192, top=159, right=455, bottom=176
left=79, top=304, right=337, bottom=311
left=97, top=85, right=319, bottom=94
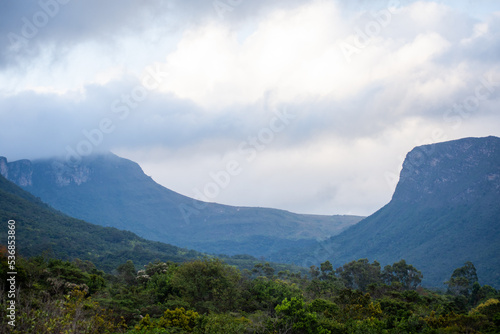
left=0, top=76, right=272, bottom=159
left=458, top=15, right=500, bottom=63
left=0, top=0, right=175, bottom=68
left=0, top=0, right=319, bottom=68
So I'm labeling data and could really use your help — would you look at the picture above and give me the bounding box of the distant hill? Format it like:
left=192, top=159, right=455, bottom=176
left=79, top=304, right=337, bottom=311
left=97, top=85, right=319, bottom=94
left=304, top=136, right=500, bottom=287
left=0, top=174, right=307, bottom=273
left=0, top=153, right=362, bottom=259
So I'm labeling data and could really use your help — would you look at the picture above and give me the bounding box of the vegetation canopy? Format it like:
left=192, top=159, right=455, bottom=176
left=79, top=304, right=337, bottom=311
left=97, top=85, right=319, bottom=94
left=1, top=253, right=499, bottom=333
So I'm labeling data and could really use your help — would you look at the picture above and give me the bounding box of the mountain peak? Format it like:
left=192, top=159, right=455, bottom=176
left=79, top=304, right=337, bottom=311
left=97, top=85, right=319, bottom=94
left=393, top=136, right=500, bottom=205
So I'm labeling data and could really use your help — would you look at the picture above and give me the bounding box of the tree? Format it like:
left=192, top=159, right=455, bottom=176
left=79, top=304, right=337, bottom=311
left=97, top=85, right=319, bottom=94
left=471, top=282, right=498, bottom=306
left=251, top=262, right=276, bottom=278
left=337, top=259, right=381, bottom=291
left=262, top=262, right=275, bottom=278
left=159, top=307, right=199, bottom=331
left=194, top=313, right=251, bottom=334
left=116, top=260, right=137, bottom=286
left=333, top=289, right=382, bottom=322
left=269, top=297, right=331, bottom=334
left=171, top=258, right=241, bottom=313
left=310, top=265, right=320, bottom=279
left=320, top=261, right=334, bottom=280
left=382, top=259, right=423, bottom=290
left=445, top=262, right=478, bottom=297
left=241, top=276, right=302, bottom=312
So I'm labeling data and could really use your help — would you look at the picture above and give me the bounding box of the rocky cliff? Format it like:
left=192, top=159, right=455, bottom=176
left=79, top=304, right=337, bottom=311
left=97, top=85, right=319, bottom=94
left=393, top=136, right=500, bottom=205
left=0, top=157, right=33, bottom=187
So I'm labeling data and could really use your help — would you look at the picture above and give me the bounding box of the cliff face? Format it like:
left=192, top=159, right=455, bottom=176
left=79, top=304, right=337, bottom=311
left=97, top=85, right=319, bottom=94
left=393, top=136, right=500, bottom=206
left=0, top=157, right=33, bottom=187
left=0, top=157, right=92, bottom=187
left=48, top=161, right=92, bottom=187
left=0, top=157, right=7, bottom=176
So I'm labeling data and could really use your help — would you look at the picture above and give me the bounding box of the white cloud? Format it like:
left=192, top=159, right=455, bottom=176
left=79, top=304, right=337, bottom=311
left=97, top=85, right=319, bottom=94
left=157, top=1, right=347, bottom=108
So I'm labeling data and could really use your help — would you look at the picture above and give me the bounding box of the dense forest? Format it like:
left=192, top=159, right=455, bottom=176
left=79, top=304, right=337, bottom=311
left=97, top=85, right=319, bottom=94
left=1, top=251, right=499, bottom=333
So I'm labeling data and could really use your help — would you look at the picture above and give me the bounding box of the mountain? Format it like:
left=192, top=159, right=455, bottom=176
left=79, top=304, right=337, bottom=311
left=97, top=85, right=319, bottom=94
left=0, top=173, right=307, bottom=274
left=0, top=153, right=362, bottom=259
left=306, top=136, right=500, bottom=287
left=0, top=173, right=202, bottom=272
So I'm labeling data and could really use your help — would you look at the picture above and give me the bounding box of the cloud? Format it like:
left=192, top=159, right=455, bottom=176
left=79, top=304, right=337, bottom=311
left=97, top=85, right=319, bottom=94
left=0, top=0, right=318, bottom=69
left=155, top=1, right=345, bottom=108
left=0, top=0, right=499, bottom=215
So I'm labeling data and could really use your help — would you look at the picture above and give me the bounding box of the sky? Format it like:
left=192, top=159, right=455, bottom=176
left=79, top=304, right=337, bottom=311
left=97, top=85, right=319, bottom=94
left=0, top=0, right=499, bottom=216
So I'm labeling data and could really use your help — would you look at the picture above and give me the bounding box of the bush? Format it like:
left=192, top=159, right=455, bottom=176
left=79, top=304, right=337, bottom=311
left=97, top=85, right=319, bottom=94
left=268, top=297, right=331, bottom=334
left=194, top=313, right=251, bottom=334
left=135, top=308, right=199, bottom=332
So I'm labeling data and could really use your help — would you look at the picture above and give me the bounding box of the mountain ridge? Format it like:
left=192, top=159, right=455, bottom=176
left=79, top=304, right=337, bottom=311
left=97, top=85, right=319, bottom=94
left=0, top=153, right=362, bottom=259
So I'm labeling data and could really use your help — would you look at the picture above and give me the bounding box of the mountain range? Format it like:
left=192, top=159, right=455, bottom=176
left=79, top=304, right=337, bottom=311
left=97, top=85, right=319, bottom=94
left=0, top=153, right=362, bottom=259
left=1, top=135, right=499, bottom=287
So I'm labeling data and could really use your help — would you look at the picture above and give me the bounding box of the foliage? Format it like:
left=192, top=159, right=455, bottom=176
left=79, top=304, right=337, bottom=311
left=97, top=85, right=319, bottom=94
left=333, top=289, right=383, bottom=323
left=1, top=253, right=500, bottom=333
left=194, top=313, right=251, bottom=334
left=382, top=259, right=423, bottom=290
left=4, top=288, right=126, bottom=334
left=269, top=297, right=331, bottom=334
left=336, top=259, right=382, bottom=292
left=134, top=308, right=199, bottom=332
left=159, top=308, right=199, bottom=331
left=445, top=261, right=478, bottom=297
left=170, top=258, right=241, bottom=313
left=241, top=276, right=303, bottom=313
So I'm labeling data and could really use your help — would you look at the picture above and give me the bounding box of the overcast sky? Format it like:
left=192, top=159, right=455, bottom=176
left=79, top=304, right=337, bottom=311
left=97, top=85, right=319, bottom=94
left=1, top=0, right=499, bottom=216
